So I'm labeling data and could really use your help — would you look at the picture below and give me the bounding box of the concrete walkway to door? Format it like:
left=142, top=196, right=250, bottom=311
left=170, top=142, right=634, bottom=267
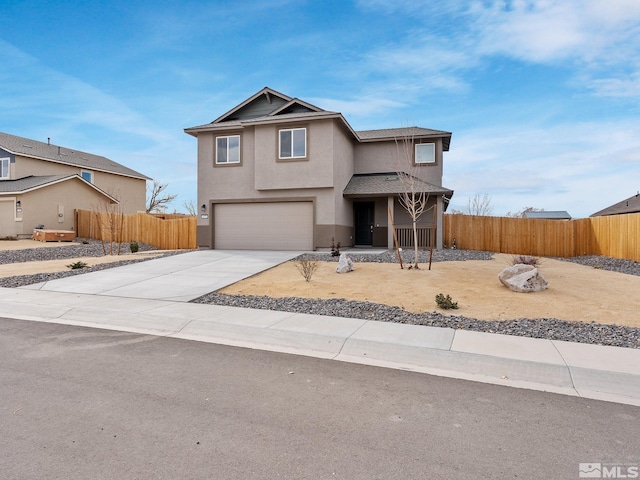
left=20, top=250, right=301, bottom=302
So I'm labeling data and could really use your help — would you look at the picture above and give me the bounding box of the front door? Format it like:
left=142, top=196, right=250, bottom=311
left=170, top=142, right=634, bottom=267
left=354, top=202, right=374, bottom=245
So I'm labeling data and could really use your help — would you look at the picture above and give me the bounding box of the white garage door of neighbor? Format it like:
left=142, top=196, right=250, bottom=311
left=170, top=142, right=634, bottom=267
left=214, top=202, right=313, bottom=250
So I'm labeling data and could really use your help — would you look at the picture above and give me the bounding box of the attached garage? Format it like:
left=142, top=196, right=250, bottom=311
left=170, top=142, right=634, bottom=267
left=214, top=202, right=313, bottom=250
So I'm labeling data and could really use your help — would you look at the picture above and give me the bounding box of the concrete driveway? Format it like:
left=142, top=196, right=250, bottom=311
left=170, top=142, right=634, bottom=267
left=20, top=250, right=301, bottom=302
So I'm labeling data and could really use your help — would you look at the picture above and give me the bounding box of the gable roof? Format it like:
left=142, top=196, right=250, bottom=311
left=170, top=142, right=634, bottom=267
left=185, top=88, right=452, bottom=149
left=591, top=192, right=640, bottom=217
left=0, top=174, right=119, bottom=202
left=523, top=210, right=572, bottom=220
left=211, top=87, right=293, bottom=123
left=343, top=173, right=453, bottom=197
left=0, top=132, right=149, bottom=180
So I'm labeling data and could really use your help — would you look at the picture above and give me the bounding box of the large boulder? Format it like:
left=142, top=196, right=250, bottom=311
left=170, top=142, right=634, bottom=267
left=336, top=253, right=354, bottom=274
left=498, top=264, right=548, bottom=293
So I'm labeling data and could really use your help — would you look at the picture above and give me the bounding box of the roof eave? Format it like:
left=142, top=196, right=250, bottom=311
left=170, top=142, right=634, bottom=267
left=0, top=175, right=120, bottom=202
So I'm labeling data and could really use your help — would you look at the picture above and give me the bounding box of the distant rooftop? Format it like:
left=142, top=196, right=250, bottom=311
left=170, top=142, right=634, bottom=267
left=591, top=192, right=640, bottom=217
left=0, top=132, right=149, bottom=180
left=523, top=210, right=572, bottom=220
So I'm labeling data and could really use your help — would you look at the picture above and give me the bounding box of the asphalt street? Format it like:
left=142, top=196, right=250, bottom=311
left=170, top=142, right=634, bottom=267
left=1, top=318, right=638, bottom=480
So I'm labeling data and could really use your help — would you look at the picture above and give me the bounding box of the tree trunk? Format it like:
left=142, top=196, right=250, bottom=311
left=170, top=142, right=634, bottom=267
left=412, top=219, right=419, bottom=269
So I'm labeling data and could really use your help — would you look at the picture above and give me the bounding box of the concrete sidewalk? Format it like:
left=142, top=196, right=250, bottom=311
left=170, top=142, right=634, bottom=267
left=5, top=250, right=640, bottom=406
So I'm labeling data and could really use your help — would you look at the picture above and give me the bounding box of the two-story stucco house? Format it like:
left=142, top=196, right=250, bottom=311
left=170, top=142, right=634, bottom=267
left=0, top=132, right=149, bottom=238
left=185, top=87, right=454, bottom=251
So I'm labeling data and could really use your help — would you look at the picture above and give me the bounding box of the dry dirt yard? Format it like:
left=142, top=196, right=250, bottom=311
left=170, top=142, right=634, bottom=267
left=220, top=254, right=640, bottom=328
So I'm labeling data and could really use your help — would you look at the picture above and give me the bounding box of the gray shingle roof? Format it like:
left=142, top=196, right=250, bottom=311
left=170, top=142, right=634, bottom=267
left=0, top=132, right=149, bottom=180
left=591, top=192, right=640, bottom=217
left=185, top=111, right=344, bottom=133
left=0, top=174, right=118, bottom=202
left=0, top=175, right=74, bottom=193
left=343, top=173, right=453, bottom=197
left=523, top=210, right=572, bottom=219
left=184, top=88, right=453, bottom=149
left=356, top=127, right=452, bottom=150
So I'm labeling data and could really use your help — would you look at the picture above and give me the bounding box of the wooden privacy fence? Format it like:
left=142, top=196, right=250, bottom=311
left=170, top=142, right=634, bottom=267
left=444, top=213, right=640, bottom=261
left=75, top=210, right=196, bottom=250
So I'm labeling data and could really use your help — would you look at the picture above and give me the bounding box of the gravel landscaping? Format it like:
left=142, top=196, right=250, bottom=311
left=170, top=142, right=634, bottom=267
left=1, top=242, right=638, bottom=349
left=0, top=239, right=184, bottom=288
left=192, top=250, right=640, bottom=349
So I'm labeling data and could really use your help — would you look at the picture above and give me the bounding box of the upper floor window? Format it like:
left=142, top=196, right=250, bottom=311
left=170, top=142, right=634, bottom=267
left=216, top=135, right=240, bottom=164
left=81, top=170, right=93, bottom=183
left=415, top=143, right=435, bottom=164
left=279, top=128, right=306, bottom=159
left=0, top=158, right=9, bottom=179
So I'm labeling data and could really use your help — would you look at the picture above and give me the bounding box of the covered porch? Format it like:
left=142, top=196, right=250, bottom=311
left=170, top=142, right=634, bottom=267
left=343, top=173, right=453, bottom=250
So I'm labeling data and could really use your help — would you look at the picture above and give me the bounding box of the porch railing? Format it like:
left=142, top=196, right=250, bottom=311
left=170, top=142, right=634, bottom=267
left=395, top=226, right=435, bottom=248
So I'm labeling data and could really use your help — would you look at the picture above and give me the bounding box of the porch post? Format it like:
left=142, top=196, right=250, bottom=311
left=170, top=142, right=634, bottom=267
left=387, top=196, right=394, bottom=249
left=436, top=196, right=444, bottom=249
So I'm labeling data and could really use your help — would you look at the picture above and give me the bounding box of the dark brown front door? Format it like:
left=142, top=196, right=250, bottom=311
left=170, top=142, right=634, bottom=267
left=354, top=202, right=374, bottom=245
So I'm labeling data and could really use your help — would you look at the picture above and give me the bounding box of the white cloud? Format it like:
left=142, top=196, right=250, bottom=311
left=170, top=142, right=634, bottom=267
left=310, top=96, right=406, bottom=119
left=444, top=118, right=640, bottom=217
left=585, top=72, right=640, bottom=99
left=470, top=0, right=640, bottom=65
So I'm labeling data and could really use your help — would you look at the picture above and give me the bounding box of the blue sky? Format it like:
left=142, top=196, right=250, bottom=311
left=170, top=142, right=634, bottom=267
left=1, top=0, right=639, bottom=217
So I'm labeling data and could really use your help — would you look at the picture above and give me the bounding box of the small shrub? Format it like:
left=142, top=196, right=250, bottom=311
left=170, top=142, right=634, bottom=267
left=330, top=237, right=341, bottom=257
left=67, top=261, right=88, bottom=270
left=511, top=255, right=540, bottom=267
left=294, top=256, right=319, bottom=282
left=130, top=241, right=139, bottom=253
left=435, top=293, right=459, bottom=310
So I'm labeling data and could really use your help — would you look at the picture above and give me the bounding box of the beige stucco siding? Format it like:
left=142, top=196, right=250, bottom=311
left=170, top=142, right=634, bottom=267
left=254, top=120, right=334, bottom=191
left=197, top=120, right=347, bottom=243
left=197, top=129, right=257, bottom=205
left=354, top=139, right=444, bottom=186
left=332, top=123, right=355, bottom=225
left=14, top=155, right=146, bottom=213
left=8, top=178, right=117, bottom=236
left=0, top=199, right=19, bottom=237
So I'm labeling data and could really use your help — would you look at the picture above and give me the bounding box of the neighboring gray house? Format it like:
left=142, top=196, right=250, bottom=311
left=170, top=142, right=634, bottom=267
left=0, top=132, right=149, bottom=238
left=591, top=192, right=640, bottom=217
left=185, top=87, right=454, bottom=251
left=523, top=210, right=572, bottom=220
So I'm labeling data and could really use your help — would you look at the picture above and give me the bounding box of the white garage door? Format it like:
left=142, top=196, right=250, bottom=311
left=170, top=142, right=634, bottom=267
left=214, top=202, right=313, bottom=250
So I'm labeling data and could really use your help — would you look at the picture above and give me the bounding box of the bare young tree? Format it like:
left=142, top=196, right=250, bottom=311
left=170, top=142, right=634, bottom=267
left=394, top=133, right=433, bottom=270
left=466, top=194, right=493, bottom=216
left=91, top=198, right=126, bottom=256
left=182, top=199, right=197, bottom=216
left=146, top=179, right=178, bottom=213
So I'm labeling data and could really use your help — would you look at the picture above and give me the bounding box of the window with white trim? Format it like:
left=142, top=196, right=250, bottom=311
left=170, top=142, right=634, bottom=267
left=279, top=128, right=306, bottom=159
left=216, top=135, right=240, bottom=164
left=81, top=170, right=93, bottom=183
left=0, top=158, right=9, bottom=179
left=415, top=143, right=435, bottom=164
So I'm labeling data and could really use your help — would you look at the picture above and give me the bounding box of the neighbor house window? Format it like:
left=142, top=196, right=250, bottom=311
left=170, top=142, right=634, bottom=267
left=415, top=143, right=435, bottom=164
left=216, top=135, right=240, bottom=164
left=0, top=158, right=9, bottom=179
left=279, top=128, right=306, bottom=159
left=80, top=170, right=93, bottom=183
